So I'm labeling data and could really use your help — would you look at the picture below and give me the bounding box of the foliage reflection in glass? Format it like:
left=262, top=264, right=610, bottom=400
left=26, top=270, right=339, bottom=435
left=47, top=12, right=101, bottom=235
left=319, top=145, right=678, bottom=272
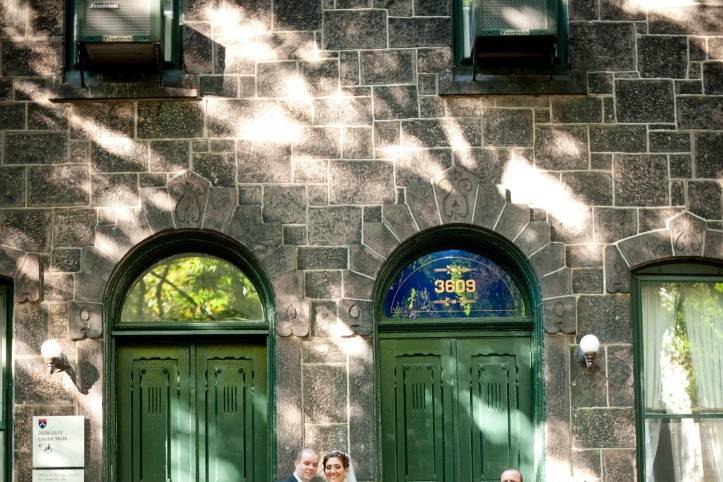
left=120, top=255, right=263, bottom=322
left=384, top=249, right=525, bottom=319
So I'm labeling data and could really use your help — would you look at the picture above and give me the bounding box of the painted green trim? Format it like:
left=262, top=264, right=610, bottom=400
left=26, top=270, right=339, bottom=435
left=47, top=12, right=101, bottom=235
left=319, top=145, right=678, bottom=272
left=372, top=224, right=546, bottom=482
left=103, top=229, right=277, bottom=482
left=632, top=261, right=723, bottom=482
left=0, top=284, right=12, bottom=482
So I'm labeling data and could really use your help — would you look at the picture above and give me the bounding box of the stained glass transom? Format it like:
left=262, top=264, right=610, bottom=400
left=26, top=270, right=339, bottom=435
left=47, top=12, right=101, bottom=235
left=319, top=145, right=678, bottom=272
left=384, top=249, right=526, bottom=319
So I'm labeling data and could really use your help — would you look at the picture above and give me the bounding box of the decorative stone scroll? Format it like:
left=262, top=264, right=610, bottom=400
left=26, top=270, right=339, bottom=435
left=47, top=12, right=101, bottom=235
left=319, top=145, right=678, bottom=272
left=668, top=212, right=705, bottom=257
left=168, top=171, right=209, bottom=229
left=434, top=166, right=479, bottom=224
left=15, top=254, right=42, bottom=303
left=69, top=301, right=103, bottom=340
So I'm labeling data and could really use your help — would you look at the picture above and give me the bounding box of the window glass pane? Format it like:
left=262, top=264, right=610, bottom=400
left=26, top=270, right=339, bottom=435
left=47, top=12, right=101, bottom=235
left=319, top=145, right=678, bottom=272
left=120, top=255, right=263, bottom=322
left=642, top=282, right=723, bottom=413
left=644, top=418, right=722, bottom=482
left=384, top=249, right=525, bottom=319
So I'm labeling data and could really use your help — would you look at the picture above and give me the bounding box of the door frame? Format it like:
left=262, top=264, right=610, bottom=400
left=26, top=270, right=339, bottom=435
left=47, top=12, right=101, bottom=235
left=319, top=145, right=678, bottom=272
left=372, top=225, right=545, bottom=482
left=102, top=230, right=276, bottom=482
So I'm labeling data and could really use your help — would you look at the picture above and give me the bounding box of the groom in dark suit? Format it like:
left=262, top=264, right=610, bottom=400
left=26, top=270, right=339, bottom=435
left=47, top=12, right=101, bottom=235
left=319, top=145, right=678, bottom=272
left=280, top=448, right=320, bottom=482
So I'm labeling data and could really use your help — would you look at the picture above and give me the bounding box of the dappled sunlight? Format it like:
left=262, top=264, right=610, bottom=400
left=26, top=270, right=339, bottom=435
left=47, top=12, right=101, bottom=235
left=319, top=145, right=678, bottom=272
left=142, top=187, right=174, bottom=212
left=282, top=74, right=314, bottom=103
left=502, top=6, right=549, bottom=30
left=235, top=104, right=304, bottom=143
left=94, top=136, right=138, bottom=157
left=500, top=154, right=589, bottom=227
left=442, top=120, right=473, bottom=152
left=549, top=128, right=583, bottom=158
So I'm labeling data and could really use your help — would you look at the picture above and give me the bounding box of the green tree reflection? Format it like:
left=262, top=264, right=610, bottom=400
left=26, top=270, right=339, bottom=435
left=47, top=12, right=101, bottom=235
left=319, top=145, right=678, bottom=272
left=120, top=255, right=263, bottom=322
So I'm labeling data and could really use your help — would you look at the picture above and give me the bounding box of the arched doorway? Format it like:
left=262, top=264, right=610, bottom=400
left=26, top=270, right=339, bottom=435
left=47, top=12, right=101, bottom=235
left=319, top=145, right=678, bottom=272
left=106, top=232, right=272, bottom=482
left=376, top=228, right=542, bottom=482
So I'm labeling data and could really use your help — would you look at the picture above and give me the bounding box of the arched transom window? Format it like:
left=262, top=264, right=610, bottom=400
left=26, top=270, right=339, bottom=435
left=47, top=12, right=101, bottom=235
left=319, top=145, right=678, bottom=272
left=120, top=254, right=263, bottom=323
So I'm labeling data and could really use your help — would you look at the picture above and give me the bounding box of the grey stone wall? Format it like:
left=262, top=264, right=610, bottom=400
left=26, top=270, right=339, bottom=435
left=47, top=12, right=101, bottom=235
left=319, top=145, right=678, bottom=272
left=1, top=0, right=722, bottom=480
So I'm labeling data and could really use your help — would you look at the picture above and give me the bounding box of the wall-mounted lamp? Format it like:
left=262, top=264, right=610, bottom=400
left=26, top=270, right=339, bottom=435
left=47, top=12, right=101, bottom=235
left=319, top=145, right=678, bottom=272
left=40, top=339, right=72, bottom=374
left=576, top=334, right=600, bottom=369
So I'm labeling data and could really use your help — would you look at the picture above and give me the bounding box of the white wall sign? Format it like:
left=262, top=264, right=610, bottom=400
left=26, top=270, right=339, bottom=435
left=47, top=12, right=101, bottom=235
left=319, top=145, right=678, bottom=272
left=32, top=416, right=85, bottom=468
left=32, top=469, right=84, bottom=482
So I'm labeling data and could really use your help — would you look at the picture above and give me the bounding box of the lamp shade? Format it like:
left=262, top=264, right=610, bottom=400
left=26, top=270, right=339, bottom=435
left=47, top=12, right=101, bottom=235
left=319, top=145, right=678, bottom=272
left=579, top=334, right=600, bottom=355
left=40, top=339, right=64, bottom=359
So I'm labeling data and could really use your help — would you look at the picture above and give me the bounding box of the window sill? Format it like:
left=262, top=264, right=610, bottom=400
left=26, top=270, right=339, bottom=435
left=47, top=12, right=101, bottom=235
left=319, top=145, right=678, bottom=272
left=438, top=68, right=585, bottom=95
left=50, top=69, right=198, bottom=101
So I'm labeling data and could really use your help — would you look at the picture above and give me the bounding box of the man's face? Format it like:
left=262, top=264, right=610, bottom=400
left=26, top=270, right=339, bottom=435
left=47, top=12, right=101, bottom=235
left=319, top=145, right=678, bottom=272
left=500, top=470, right=522, bottom=482
left=294, top=451, right=320, bottom=482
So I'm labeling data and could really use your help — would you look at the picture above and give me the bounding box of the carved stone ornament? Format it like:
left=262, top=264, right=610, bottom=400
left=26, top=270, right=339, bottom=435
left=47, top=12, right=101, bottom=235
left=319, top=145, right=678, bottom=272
left=168, top=171, right=210, bottom=228
left=15, top=254, right=42, bottom=303
left=339, top=299, right=372, bottom=336
left=669, top=212, right=705, bottom=257
left=276, top=300, right=309, bottom=337
left=605, top=245, right=630, bottom=293
left=543, top=297, right=576, bottom=334
left=434, top=166, right=479, bottom=224
left=69, top=301, right=103, bottom=340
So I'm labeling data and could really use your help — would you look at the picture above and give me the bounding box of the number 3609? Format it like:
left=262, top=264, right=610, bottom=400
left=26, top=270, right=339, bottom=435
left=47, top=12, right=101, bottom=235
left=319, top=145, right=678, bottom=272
left=434, top=279, right=476, bottom=293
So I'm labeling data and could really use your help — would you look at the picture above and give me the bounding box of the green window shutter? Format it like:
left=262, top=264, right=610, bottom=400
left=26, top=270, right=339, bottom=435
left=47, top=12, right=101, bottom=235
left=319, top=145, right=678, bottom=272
left=117, top=345, right=192, bottom=482
left=196, top=345, right=267, bottom=482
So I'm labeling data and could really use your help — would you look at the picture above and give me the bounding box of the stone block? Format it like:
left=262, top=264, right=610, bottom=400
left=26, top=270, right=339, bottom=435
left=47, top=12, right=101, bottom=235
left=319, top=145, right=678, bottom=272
left=261, top=245, right=298, bottom=280
left=613, top=155, right=668, bottom=206
left=388, top=17, right=450, bottom=47
left=550, top=209, right=594, bottom=244
left=544, top=297, right=577, bottom=334
left=291, top=158, right=326, bottom=184
left=567, top=244, right=603, bottom=268
left=339, top=299, right=373, bottom=336
left=594, top=208, right=636, bottom=244
left=28, top=166, right=89, bottom=207
left=571, top=346, right=607, bottom=407
left=4, top=132, right=66, bottom=164
left=417, top=48, right=453, bottom=73
left=69, top=301, right=102, bottom=339
left=298, top=247, right=347, bottom=270
left=311, top=301, right=338, bottom=337
left=183, top=23, right=213, bottom=74
left=373, top=85, right=419, bottom=120
left=383, top=204, right=418, bottom=242
left=343, top=270, right=373, bottom=300
left=308, top=206, right=362, bottom=246
left=0, top=166, right=25, bottom=207
left=262, top=186, right=306, bottom=224
left=406, top=183, right=441, bottom=231
left=573, top=268, right=603, bottom=294
left=349, top=244, right=384, bottom=278
left=638, top=35, right=688, bottom=79
left=443, top=96, right=491, bottom=118
left=283, top=226, right=306, bottom=245
left=341, top=127, right=373, bottom=159
left=688, top=181, right=721, bottom=219
left=199, top=75, right=237, bottom=97
left=602, top=450, right=636, bottom=482
left=238, top=141, right=291, bottom=183
left=649, top=131, right=690, bottom=153
left=303, top=338, right=346, bottom=363
left=462, top=149, right=512, bottom=184
left=483, top=109, right=533, bottom=147
left=314, top=97, right=372, bottom=126
left=137, top=101, right=204, bottom=138
left=339, top=51, right=360, bottom=86
left=70, top=102, right=133, bottom=139
left=544, top=333, right=572, bottom=477
left=15, top=357, right=75, bottom=403
left=15, top=254, right=43, bottom=303
left=348, top=338, right=374, bottom=478
left=1, top=40, right=62, bottom=76
left=304, top=425, right=348, bottom=458
left=329, top=161, right=394, bottom=205
left=394, top=148, right=451, bottom=185
left=300, top=59, right=340, bottom=97
left=562, top=172, right=612, bottom=206
left=551, top=96, right=602, bottom=123
left=570, top=23, right=635, bottom=71
left=274, top=0, right=320, bottom=30
left=360, top=50, right=415, bottom=85
left=649, top=5, right=723, bottom=34
left=150, top=141, right=189, bottom=172
left=668, top=212, right=706, bottom=256
left=226, top=205, right=283, bottom=258
left=577, top=294, right=632, bottom=344
left=677, top=97, right=723, bottom=130
left=605, top=245, right=630, bottom=293
left=419, top=94, right=442, bottom=116
left=91, top=140, right=148, bottom=173
left=704, top=230, right=723, bottom=260
left=433, top=166, right=479, bottom=224
left=607, top=345, right=634, bottom=407
left=472, top=185, right=506, bottom=230
left=274, top=336, right=301, bottom=474
left=0, top=103, right=25, bottom=130
left=91, top=174, right=139, bottom=207
left=540, top=268, right=572, bottom=299
left=0, top=209, right=52, bottom=252
left=514, top=221, right=550, bottom=257
left=307, top=185, right=328, bottom=205
left=694, top=132, right=723, bottom=178
left=534, top=126, right=588, bottom=170
left=402, top=118, right=480, bottom=148
left=587, top=72, right=613, bottom=95
left=569, top=0, right=596, bottom=19
left=572, top=409, right=635, bottom=448
left=140, top=188, right=174, bottom=233
left=295, top=127, right=341, bottom=159
left=572, top=450, right=601, bottom=481
left=615, top=80, right=675, bottom=123
left=323, top=10, right=387, bottom=50
left=27, top=102, right=67, bottom=131
left=619, top=228, right=673, bottom=266
left=495, top=202, right=530, bottom=240
left=363, top=222, right=399, bottom=258
left=590, top=125, right=647, bottom=153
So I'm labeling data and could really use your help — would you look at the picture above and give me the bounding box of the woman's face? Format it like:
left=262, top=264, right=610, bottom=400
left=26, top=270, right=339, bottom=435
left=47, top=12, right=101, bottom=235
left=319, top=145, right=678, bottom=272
left=323, top=457, right=347, bottom=482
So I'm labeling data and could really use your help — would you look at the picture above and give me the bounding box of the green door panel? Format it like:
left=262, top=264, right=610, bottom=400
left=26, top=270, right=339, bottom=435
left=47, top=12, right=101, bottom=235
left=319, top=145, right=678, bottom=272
left=380, top=339, right=455, bottom=482
left=456, top=339, right=532, bottom=482
left=117, top=342, right=267, bottom=482
left=117, top=345, right=192, bottom=482
left=196, top=344, right=267, bottom=482
left=381, top=337, right=533, bottom=482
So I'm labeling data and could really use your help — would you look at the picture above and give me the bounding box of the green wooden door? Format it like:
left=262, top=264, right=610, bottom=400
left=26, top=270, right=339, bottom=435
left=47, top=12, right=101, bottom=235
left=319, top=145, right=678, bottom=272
left=117, top=342, right=267, bottom=482
left=381, top=337, right=532, bottom=482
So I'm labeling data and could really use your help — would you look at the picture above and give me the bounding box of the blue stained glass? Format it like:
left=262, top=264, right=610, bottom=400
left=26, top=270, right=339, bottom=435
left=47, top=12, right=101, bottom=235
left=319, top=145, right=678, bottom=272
left=384, top=249, right=526, bottom=319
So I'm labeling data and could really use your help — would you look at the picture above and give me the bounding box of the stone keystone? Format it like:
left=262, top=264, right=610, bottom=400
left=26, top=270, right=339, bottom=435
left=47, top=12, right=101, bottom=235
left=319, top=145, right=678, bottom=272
left=434, top=166, right=480, bottom=224
left=168, top=171, right=210, bottom=229
left=69, top=301, right=103, bottom=340
left=667, top=211, right=706, bottom=257
left=15, top=254, right=43, bottom=303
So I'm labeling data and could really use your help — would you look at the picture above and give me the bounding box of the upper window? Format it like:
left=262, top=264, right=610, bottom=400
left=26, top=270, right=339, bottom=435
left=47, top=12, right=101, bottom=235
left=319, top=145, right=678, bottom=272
left=637, top=274, right=722, bottom=481
left=383, top=249, right=527, bottom=320
left=120, top=254, right=263, bottom=323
